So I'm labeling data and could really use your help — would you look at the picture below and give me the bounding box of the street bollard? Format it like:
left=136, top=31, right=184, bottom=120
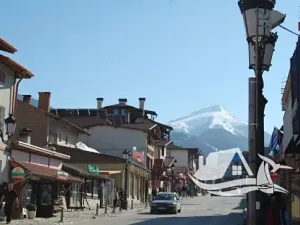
left=104, top=201, right=108, bottom=214
left=96, top=203, right=99, bottom=215
left=60, top=207, right=64, bottom=222
left=131, top=199, right=133, bottom=210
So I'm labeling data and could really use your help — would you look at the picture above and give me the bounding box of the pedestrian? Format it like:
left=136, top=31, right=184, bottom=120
left=118, top=188, right=123, bottom=210
left=0, top=183, right=19, bottom=224
left=152, top=187, right=157, bottom=200
left=112, top=188, right=118, bottom=213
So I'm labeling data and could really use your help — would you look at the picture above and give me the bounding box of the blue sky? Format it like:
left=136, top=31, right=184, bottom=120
left=1, top=1, right=298, bottom=133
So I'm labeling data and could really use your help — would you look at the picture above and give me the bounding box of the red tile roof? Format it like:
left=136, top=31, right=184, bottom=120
left=0, top=54, right=33, bottom=78
left=0, top=38, right=17, bottom=53
left=10, top=160, right=83, bottom=183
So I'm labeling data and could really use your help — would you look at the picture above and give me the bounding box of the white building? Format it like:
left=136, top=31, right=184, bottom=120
left=0, top=38, right=34, bottom=184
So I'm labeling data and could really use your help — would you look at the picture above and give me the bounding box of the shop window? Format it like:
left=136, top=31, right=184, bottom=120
left=40, top=184, right=52, bottom=206
left=85, top=180, right=99, bottom=197
left=70, top=184, right=80, bottom=207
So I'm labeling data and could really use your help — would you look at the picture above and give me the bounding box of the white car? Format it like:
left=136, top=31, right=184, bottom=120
left=150, top=192, right=182, bottom=214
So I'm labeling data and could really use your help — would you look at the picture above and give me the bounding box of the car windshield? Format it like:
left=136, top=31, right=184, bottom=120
left=154, top=194, right=176, bottom=201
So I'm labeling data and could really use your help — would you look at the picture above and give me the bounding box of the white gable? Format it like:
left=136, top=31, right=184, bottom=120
left=194, top=148, right=253, bottom=181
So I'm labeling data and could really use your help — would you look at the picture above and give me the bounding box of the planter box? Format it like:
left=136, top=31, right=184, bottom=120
left=27, top=211, right=36, bottom=219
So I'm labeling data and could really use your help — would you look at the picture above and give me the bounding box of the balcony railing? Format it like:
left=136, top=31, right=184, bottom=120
left=147, top=144, right=155, bottom=152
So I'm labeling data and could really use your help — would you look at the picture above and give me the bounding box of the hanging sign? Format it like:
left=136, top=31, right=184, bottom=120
left=56, top=171, right=68, bottom=181
left=87, top=165, right=100, bottom=174
left=11, top=167, right=25, bottom=182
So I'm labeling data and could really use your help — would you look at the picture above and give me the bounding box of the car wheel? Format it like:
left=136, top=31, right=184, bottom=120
left=178, top=209, right=181, bottom=213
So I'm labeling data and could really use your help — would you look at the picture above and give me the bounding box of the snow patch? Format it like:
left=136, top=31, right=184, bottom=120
left=75, top=142, right=100, bottom=154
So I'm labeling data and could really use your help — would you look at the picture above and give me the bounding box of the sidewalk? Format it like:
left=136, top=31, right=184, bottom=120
left=3, top=203, right=147, bottom=225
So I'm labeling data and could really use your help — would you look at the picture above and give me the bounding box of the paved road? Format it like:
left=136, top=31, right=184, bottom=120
left=86, top=195, right=245, bottom=225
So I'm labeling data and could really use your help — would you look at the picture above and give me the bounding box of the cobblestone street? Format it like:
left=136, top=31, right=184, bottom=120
left=1, top=196, right=245, bottom=225
left=0, top=202, right=147, bottom=225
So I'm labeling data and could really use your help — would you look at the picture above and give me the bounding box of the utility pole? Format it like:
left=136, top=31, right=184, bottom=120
left=248, top=77, right=257, bottom=225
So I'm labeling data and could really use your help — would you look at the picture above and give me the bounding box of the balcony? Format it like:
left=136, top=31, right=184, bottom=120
left=147, top=144, right=155, bottom=153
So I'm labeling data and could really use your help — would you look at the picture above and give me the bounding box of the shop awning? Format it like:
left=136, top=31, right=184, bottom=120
left=10, top=160, right=83, bottom=183
left=99, top=170, right=123, bottom=175
left=62, top=163, right=110, bottom=181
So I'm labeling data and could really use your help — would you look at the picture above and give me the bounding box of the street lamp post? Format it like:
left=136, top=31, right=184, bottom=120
left=122, top=149, right=132, bottom=210
left=0, top=114, right=16, bottom=145
left=238, top=1, right=285, bottom=225
left=171, top=164, right=175, bottom=192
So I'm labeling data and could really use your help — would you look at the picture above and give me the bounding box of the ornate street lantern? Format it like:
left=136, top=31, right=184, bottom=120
left=248, top=32, right=278, bottom=71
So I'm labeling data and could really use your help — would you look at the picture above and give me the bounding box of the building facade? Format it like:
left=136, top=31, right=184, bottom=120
left=0, top=38, right=34, bottom=184
left=14, top=93, right=90, bottom=148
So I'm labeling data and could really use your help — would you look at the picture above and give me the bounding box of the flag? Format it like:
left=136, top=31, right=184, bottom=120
left=269, top=127, right=283, bottom=158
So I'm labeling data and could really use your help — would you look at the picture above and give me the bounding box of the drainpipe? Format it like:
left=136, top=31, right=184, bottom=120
left=10, top=76, right=23, bottom=145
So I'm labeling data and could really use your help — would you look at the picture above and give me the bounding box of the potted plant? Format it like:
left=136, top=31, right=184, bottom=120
left=26, top=204, right=37, bottom=219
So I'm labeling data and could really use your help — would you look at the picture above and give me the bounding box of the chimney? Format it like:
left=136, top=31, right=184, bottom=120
left=118, top=98, right=127, bottom=105
left=19, top=128, right=32, bottom=144
left=96, top=97, right=103, bottom=109
left=139, top=97, right=146, bottom=110
left=38, top=92, right=51, bottom=112
left=22, top=95, right=32, bottom=104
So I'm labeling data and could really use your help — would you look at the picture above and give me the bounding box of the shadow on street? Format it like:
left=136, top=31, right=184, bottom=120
left=132, top=213, right=244, bottom=225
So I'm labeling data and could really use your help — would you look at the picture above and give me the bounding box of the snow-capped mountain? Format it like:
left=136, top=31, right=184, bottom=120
left=168, top=105, right=271, bottom=156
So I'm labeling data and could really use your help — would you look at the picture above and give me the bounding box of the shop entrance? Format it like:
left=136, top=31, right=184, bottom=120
left=31, top=181, right=54, bottom=218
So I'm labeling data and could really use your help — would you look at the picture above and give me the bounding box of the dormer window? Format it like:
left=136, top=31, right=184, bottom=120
left=0, top=71, right=5, bottom=84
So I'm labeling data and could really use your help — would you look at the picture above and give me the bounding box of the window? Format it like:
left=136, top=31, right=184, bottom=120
left=65, top=135, right=69, bottom=143
left=0, top=71, right=5, bottom=84
left=113, top=109, right=119, bottom=115
left=58, top=131, right=62, bottom=141
left=48, top=130, right=57, bottom=144
left=161, top=147, right=165, bottom=156
left=0, top=106, right=5, bottom=134
left=40, top=184, right=52, bottom=206
left=232, top=165, right=242, bottom=176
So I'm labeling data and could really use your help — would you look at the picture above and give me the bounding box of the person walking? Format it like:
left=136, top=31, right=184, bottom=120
left=152, top=187, right=157, bottom=200
left=0, top=183, right=19, bottom=224
left=112, top=188, right=119, bottom=213
left=118, top=188, right=123, bottom=211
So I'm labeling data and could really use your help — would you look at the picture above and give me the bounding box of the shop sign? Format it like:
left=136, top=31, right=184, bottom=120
left=56, top=171, right=68, bottom=181
left=132, top=146, right=145, bottom=165
left=87, top=165, right=100, bottom=174
left=11, top=167, right=25, bottom=182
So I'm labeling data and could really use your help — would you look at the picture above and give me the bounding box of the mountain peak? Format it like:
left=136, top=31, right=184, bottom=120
left=188, top=105, right=225, bottom=116
left=168, top=104, right=247, bottom=136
